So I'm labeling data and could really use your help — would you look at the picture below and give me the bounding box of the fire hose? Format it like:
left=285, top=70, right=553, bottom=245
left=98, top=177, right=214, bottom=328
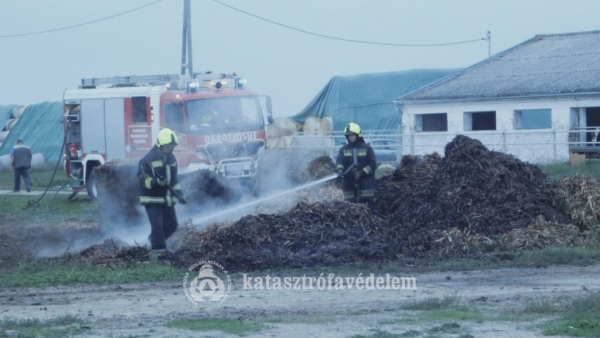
left=143, top=162, right=187, bottom=204
left=338, top=163, right=387, bottom=219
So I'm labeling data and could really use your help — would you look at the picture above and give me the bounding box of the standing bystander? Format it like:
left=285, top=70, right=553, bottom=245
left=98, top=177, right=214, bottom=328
left=10, top=139, right=32, bottom=193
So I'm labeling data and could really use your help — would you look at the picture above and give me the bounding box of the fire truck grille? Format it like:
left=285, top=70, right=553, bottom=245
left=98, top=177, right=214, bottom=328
left=203, top=140, right=264, bottom=161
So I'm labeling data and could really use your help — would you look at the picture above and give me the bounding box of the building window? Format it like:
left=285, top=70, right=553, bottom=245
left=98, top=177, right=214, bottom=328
left=514, top=109, right=551, bottom=129
left=414, top=113, right=448, bottom=132
left=464, top=111, right=496, bottom=131
left=132, top=96, right=148, bottom=123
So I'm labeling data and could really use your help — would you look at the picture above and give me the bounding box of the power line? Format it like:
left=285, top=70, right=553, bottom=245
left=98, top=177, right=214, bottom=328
left=212, top=0, right=486, bottom=47
left=0, top=0, right=164, bottom=38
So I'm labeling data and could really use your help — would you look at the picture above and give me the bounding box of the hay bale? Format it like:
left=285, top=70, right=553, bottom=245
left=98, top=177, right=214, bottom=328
left=0, top=131, right=8, bottom=142
left=303, top=117, right=333, bottom=134
left=11, top=105, right=26, bottom=119
left=5, top=118, right=17, bottom=130
left=0, top=154, right=9, bottom=169
left=30, top=153, right=46, bottom=171
left=252, top=148, right=335, bottom=196
left=267, top=118, right=301, bottom=148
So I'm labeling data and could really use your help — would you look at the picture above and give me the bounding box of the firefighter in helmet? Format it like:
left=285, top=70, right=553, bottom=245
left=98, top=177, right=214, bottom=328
left=335, top=123, right=377, bottom=208
left=137, top=128, right=184, bottom=257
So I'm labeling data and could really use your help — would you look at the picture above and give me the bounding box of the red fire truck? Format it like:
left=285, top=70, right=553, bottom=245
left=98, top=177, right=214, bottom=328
left=63, top=72, right=273, bottom=199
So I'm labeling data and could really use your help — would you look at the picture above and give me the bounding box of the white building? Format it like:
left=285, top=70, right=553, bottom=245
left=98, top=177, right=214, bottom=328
left=395, top=30, right=600, bottom=164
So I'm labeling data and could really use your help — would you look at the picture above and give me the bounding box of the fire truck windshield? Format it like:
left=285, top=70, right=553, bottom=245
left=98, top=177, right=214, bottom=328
left=186, top=96, right=264, bottom=133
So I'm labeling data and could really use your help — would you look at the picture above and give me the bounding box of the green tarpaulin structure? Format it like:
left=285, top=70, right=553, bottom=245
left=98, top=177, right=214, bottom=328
left=0, top=102, right=64, bottom=164
left=290, top=69, right=459, bottom=141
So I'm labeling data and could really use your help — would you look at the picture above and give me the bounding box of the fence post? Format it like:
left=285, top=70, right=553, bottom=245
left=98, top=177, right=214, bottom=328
left=553, top=129, right=557, bottom=161
left=397, top=124, right=403, bottom=161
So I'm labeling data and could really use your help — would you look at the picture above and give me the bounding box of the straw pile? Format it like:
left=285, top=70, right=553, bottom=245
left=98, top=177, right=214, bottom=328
left=81, top=135, right=600, bottom=271
left=181, top=135, right=574, bottom=270
left=557, top=174, right=600, bottom=230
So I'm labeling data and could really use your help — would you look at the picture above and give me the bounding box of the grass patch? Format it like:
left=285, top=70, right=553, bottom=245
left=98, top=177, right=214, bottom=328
left=403, top=294, right=460, bottom=311
left=428, top=322, right=463, bottom=334
left=539, top=161, right=600, bottom=181
left=496, top=312, right=547, bottom=322
left=231, top=247, right=600, bottom=294
left=2, top=246, right=597, bottom=288
left=413, top=246, right=600, bottom=273
left=0, top=257, right=183, bottom=287
left=266, top=314, right=335, bottom=325
left=0, top=314, right=84, bottom=338
left=528, top=291, right=600, bottom=336
left=520, top=297, right=564, bottom=315
left=0, top=170, right=72, bottom=191
left=166, top=318, right=265, bottom=335
left=513, top=247, right=600, bottom=266
left=0, top=194, right=96, bottom=216
left=350, top=330, right=407, bottom=338
left=543, top=318, right=600, bottom=337
left=420, top=309, right=486, bottom=322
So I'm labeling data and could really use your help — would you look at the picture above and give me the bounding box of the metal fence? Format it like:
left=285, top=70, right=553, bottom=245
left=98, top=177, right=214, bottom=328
left=285, top=128, right=600, bottom=164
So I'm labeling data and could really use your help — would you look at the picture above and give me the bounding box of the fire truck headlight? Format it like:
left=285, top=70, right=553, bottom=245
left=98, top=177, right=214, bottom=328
left=196, top=151, right=207, bottom=160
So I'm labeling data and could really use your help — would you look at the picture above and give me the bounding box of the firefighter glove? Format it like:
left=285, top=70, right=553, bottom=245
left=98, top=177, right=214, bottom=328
left=154, top=177, right=167, bottom=187
left=354, top=170, right=364, bottom=181
left=337, top=168, right=344, bottom=179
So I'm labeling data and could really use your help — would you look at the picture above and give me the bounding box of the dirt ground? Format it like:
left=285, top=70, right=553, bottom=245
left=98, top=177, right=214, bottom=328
left=2, top=263, right=599, bottom=337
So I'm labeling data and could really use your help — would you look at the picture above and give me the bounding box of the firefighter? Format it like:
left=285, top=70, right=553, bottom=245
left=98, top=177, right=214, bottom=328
left=336, top=123, right=377, bottom=208
left=137, top=128, right=184, bottom=257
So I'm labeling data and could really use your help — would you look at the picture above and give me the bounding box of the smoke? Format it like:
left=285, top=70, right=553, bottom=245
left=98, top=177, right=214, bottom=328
left=184, top=151, right=338, bottom=228
left=33, top=149, right=337, bottom=258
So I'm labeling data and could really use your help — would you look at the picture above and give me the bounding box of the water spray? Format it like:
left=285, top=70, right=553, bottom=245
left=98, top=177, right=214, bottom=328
left=190, top=174, right=339, bottom=226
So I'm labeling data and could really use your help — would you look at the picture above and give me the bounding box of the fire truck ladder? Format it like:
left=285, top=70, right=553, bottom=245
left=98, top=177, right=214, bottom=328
left=81, top=72, right=241, bottom=88
left=81, top=74, right=190, bottom=87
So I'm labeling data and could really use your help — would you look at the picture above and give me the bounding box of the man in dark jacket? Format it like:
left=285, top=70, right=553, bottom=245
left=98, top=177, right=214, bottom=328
left=137, top=128, right=184, bottom=256
left=10, top=139, right=32, bottom=193
left=336, top=123, right=377, bottom=208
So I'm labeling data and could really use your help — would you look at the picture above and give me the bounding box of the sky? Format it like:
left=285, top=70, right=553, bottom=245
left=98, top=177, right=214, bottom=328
left=1, top=0, right=600, bottom=118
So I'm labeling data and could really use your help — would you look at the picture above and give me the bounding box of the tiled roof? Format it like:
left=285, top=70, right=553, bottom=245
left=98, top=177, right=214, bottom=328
left=398, top=30, right=600, bottom=103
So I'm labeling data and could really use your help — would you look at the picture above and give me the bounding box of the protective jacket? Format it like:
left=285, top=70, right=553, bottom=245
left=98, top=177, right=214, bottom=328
left=335, top=138, right=377, bottom=203
left=137, top=145, right=182, bottom=207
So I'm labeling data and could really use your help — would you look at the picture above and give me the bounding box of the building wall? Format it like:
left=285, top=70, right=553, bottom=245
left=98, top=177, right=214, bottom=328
left=399, top=96, right=600, bottom=163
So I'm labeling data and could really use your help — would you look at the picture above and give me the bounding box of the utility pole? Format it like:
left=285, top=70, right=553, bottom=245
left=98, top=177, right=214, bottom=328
left=487, top=31, right=491, bottom=58
left=181, top=0, right=193, bottom=76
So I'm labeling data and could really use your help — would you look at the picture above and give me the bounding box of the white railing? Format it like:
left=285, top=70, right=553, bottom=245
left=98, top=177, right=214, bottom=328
left=284, top=128, right=600, bottom=164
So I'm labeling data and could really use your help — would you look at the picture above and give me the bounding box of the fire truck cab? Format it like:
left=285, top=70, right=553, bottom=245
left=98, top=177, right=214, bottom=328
left=63, top=73, right=273, bottom=199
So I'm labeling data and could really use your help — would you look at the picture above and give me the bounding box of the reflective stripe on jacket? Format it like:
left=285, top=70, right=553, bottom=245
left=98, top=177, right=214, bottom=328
left=137, top=145, right=182, bottom=207
left=335, top=138, right=377, bottom=202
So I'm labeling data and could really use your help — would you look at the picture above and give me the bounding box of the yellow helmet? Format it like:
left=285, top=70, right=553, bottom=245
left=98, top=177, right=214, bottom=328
left=344, top=123, right=362, bottom=138
left=156, top=128, right=179, bottom=147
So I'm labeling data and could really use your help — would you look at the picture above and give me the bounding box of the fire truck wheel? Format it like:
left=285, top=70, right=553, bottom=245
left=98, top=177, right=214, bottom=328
left=86, top=169, right=99, bottom=200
